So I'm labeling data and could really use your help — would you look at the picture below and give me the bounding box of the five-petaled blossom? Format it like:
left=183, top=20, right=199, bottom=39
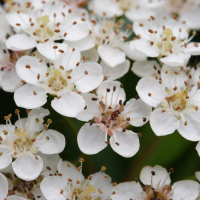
left=130, top=19, right=200, bottom=67
left=0, top=107, right=65, bottom=180
left=77, top=80, right=151, bottom=157
left=111, top=165, right=200, bottom=200
left=14, top=47, right=103, bottom=117
left=137, top=65, right=200, bottom=141
left=0, top=172, right=26, bottom=200
left=40, top=159, right=112, bottom=200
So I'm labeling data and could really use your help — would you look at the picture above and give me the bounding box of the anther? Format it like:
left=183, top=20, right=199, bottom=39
left=104, top=174, right=109, bottom=178
left=26, top=65, right=31, bottom=68
left=84, top=70, right=88, bottom=75
left=44, top=124, right=48, bottom=131
left=60, top=65, right=64, bottom=70
left=73, top=21, right=77, bottom=25
left=66, top=163, right=71, bottom=167
left=184, top=121, right=188, bottom=126
left=115, top=142, right=119, bottom=146
left=150, top=41, right=154, bottom=45
left=3, top=130, right=7, bottom=135
left=60, top=189, right=64, bottom=194
left=194, top=43, right=198, bottom=47
left=15, top=109, right=20, bottom=115
left=79, top=157, right=85, bottom=163
left=46, top=166, right=51, bottom=170
left=137, top=133, right=142, bottom=137
left=33, top=91, right=37, bottom=95
left=151, top=171, right=155, bottom=175
left=53, top=46, right=58, bottom=49
left=46, top=136, right=50, bottom=140
left=174, top=71, right=179, bottom=75
left=88, top=176, right=92, bottom=180
left=143, top=117, right=147, bottom=122
left=72, top=48, right=75, bottom=51
left=35, top=155, right=38, bottom=160
left=135, top=178, right=139, bottom=183
left=169, top=168, right=174, bottom=173
left=92, top=98, right=98, bottom=101
left=68, top=178, right=72, bottom=182
left=195, top=106, right=198, bottom=111
left=0, top=152, right=3, bottom=156
left=148, top=93, right=151, bottom=97
left=35, top=118, right=39, bottom=123
left=47, top=119, right=52, bottom=124
left=37, top=74, right=40, bottom=80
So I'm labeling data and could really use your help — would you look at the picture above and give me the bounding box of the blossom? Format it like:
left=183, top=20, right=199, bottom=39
left=77, top=80, right=151, bottom=157
left=1, top=153, right=60, bottom=200
left=5, top=1, right=89, bottom=53
left=130, top=19, right=200, bottom=67
left=14, top=47, right=103, bottom=117
left=111, top=165, right=200, bottom=200
left=0, top=107, right=65, bottom=180
left=136, top=65, right=200, bottom=141
left=40, top=159, right=112, bottom=200
left=88, top=0, right=164, bottom=20
left=0, top=172, right=26, bottom=200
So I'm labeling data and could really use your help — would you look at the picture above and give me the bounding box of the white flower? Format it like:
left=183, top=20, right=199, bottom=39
left=136, top=65, right=200, bottom=141
left=88, top=0, right=164, bottom=20
left=0, top=107, right=65, bottom=181
left=77, top=80, right=151, bottom=157
left=1, top=153, right=60, bottom=200
left=111, top=165, right=200, bottom=200
left=40, top=159, right=112, bottom=200
left=0, top=172, right=26, bottom=200
left=14, top=47, right=103, bottom=117
left=130, top=19, right=200, bottom=67
left=131, top=60, right=161, bottom=78
left=5, top=1, right=89, bottom=52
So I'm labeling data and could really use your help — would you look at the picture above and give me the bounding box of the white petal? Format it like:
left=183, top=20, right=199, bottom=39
left=195, top=171, right=200, bottom=182
left=51, top=92, right=85, bottom=117
left=39, top=153, right=60, bottom=177
left=12, top=154, right=43, bottom=181
left=97, top=80, right=126, bottom=106
left=73, top=62, right=103, bottom=93
left=150, top=108, right=179, bottom=136
left=16, top=56, right=47, bottom=84
left=76, top=93, right=99, bottom=121
left=40, top=176, right=67, bottom=200
left=66, top=36, right=95, bottom=51
left=140, top=165, right=171, bottom=188
left=136, top=77, right=166, bottom=107
left=1, top=69, right=22, bottom=92
left=120, top=43, right=147, bottom=61
left=57, top=159, right=84, bottom=184
left=81, top=47, right=99, bottom=63
left=172, top=180, right=199, bottom=200
left=178, top=109, right=200, bottom=141
left=34, top=187, right=46, bottom=200
left=132, top=60, right=161, bottom=78
left=160, top=53, right=191, bottom=67
left=98, top=46, right=125, bottom=67
left=37, top=41, right=68, bottom=60
left=14, top=84, right=47, bottom=109
left=196, top=142, right=200, bottom=157
left=38, top=129, right=65, bottom=154
left=110, top=130, right=139, bottom=158
left=77, top=123, right=107, bottom=155
left=0, top=146, right=13, bottom=169
left=183, top=42, right=200, bottom=55
left=0, top=172, right=8, bottom=199
left=111, top=181, right=143, bottom=200
left=129, top=39, right=159, bottom=57
left=124, top=98, right=151, bottom=127
left=101, top=59, right=130, bottom=80
left=161, top=65, right=187, bottom=89
left=6, top=34, right=37, bottom=51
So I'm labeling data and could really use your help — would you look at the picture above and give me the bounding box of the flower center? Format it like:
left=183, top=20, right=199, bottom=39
left=165, top=90, right=188, bottom=112
left=47, top=69, right=68, bottom=92
left=114, top=0, right=133, bottom=11
left=168, top=0, right=193, bottom=14
left=14, top=178, right=35, bottom=194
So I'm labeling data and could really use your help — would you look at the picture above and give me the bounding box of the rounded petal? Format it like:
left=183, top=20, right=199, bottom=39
left=178, top=109, right=200, bottom=141
left=0, top=146, right=12, bottom=169
left=16, top=56, right=47, bottom=84
left=77, top=123, right=107, bottom=155
left=1, top=69, right=22, bottom=92
left=160, top=53, right=191, bottom=67
left=97, top=80, right=126, bottom=106
left=120, top=43, right=147, bottom=61
left=110, top=130, right=139, bottom=158
left=140, top=165, right=171, bottom=188
left=39, top=153, right=60, bottom=177
left=14, top=84, right=47, bottom=109
left=172, top=180, right=199, bottom=200
left=136, top=77, right=166, bottom=107
left=129, top=39, right=159, bottom=57
left=6, top=34, right=37, bottom=51
left=40, top=176, right=67, bottom=200
left=101, top=59, right=130, bottom=80
left=124, top=98, right=151, bottom=127
left=98, top=46, right=125, bottom=67
left=57, top=159, right=84, bottom=184
left=0, top=172, right=8, bottom=199
left=37, top=41, right=68, bottom=60
left=131, top=60, right=161, bottom=78
left=66, top=36, right=95, bottom=51
left=150, top=108, right=179, bottom=136
left=111, top=181, right=143, bottom=200
left=73, top=62, right=103, bottom=93
left=38, top=129, right=65, bottom=154
left=12, top=154, right=43, bottom=181
left=51, top=92, right=85, bottom=117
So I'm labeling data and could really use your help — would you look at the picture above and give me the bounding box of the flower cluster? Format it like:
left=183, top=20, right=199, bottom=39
left=1, top=0, right=200, bottom=199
